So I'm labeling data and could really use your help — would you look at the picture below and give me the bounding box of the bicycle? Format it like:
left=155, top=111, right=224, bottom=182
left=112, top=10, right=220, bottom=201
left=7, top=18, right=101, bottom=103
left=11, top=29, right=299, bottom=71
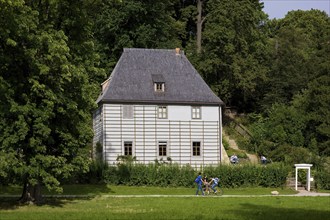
left=203, top=184, right=224, bottom=196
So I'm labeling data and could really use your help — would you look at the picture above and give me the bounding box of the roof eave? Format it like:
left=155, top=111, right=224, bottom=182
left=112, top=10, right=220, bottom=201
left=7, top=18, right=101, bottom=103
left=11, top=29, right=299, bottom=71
left=97, top=99, right=224, bottom=106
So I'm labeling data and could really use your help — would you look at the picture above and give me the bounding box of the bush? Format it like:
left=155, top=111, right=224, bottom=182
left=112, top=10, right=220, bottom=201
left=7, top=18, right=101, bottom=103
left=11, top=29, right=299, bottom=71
left=73, top=158, right=291, bottom=188
left=204, top=163, right=290, bottom=188
left=82, top=161, right=290, bottom=188
left=315, top=170, right=330, bottom=190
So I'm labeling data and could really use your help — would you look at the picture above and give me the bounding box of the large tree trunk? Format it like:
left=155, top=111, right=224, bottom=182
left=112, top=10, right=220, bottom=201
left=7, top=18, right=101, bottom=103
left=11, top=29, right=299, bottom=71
left=197, top=0, right=203, bottom=54
left=19, top=180, right=43, bottom=204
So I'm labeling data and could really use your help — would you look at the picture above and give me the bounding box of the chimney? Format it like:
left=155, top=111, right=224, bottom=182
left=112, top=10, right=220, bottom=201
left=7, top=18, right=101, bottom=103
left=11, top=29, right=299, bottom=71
left=175, top=48, right=180, bottom=55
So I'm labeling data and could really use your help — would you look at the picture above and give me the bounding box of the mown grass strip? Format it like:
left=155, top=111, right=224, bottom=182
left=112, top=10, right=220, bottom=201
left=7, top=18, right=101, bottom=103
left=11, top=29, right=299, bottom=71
left=0, top=184, right=297, bottom=196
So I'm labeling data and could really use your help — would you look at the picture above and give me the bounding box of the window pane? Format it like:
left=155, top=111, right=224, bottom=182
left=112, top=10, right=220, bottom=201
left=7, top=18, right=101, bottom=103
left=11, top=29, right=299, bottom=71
left=124, top=141, right=133, bottom=156
left=158, top=106, right=167, bottom=119
left=155, top=83, right=165, bottom=92
left=192, top=142, right=201, bottom=156
left=192, top=107, right=201, bottom=119
left=158, top=142, right=167, bottom=156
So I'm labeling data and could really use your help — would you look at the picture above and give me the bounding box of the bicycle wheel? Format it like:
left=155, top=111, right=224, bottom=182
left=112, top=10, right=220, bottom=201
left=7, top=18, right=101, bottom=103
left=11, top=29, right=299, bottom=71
left=216, top=187, right=224, bottom=196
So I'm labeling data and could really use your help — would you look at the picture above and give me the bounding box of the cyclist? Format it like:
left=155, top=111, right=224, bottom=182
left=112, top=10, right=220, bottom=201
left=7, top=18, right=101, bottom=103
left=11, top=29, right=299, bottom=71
left=209, top=177, right=219, bottom=194
left=203, top=176, right=210, bottom=195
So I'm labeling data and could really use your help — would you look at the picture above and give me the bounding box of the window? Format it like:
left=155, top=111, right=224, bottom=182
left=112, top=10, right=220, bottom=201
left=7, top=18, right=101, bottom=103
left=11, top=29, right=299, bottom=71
left=192, top=106, right=201, bottom=119
left=152, top=74, right=165, bottom=92
left=124, top=141, right=133, bottom=156
left=158, top=141, right=167, bottom=156
left=123, top=105, right=133, bottom=119
left=192, top=141, right=201, bottom=156
left=154, top=82, right=165, bottom=92
left=158, top=106, right=167, bottom=119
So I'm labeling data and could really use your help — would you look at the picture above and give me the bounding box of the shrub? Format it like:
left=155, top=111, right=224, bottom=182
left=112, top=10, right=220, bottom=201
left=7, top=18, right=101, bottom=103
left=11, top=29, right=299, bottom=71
left=315, top=170, right=330, bottom=190
left=93, top=162, right=290, bottom=188
left=204, top=163, right=290, bottom=188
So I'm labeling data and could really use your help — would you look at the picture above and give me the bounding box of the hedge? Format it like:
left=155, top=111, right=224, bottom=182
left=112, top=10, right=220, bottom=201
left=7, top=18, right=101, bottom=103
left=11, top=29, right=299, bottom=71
left=81, top=161, right=291, bottom=188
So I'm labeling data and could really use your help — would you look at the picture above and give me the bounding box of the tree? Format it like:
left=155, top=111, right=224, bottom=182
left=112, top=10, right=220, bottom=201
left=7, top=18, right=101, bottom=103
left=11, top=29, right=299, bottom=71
left=293, top=75, right=330, bottom=156
left=196, top=0, right=268, bottom=111
left=257, top=10, right=330, bottom=156
left=0, top=1, right=99, bottom=203
left=196, top=0, right=206, bottom=53
left=94, top=0, right=182, bottom=70
left=261, top=10, right=330, bottom=109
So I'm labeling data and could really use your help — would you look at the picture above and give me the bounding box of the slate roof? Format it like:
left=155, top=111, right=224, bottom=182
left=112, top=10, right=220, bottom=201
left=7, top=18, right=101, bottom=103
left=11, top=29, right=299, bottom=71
left=97, top=48, right=224, bottom=106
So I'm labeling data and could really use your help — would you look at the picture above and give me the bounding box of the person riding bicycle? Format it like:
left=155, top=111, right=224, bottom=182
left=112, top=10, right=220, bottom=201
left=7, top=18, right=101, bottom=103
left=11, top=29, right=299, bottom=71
left=203, top=176, right=210, bottom=194
left=209, top=177, right=219, bottom=194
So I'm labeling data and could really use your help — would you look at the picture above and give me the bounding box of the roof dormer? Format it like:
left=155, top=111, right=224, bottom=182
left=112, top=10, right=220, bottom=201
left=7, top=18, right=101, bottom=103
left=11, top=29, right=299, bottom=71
left=152, top=74, right=165, bottom=92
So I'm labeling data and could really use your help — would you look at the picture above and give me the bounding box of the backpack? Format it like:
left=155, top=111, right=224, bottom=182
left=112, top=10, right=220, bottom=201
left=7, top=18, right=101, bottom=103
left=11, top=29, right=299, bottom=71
left=194, top=177, right=200, bottom=183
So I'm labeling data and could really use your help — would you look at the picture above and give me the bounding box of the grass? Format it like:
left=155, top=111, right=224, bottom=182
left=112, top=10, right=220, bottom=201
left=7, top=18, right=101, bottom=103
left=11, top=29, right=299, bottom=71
left=0, top=196, right=329, bottom=220
left=0, top=184, right=297, bottom=196
left=1, top=185, right=329, bottom=220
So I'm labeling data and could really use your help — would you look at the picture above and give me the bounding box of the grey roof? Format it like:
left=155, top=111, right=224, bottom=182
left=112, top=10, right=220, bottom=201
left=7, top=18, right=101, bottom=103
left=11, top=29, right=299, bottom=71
left=97, top=48, right=224, bottom=106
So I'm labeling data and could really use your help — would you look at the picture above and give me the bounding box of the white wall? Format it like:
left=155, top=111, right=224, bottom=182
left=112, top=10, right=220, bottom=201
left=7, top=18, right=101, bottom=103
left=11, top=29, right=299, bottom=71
left=92, top=106, right=103, bottom=159
left=99, top=103, right=222, bottom=167
left=168, top=106, right=219, bottom=121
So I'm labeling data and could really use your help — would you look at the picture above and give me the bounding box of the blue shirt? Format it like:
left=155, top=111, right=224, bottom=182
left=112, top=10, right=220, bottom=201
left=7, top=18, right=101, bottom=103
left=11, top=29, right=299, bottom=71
left=196, top=175, right=203, bottom=185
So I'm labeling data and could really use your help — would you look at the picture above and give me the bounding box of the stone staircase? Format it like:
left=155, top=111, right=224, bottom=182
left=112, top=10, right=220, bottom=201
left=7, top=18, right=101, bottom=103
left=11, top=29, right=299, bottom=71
left=286, top=177, right=315, bottom=191
left=286, top=177, right=304, bottom=190
left=223, top=131, right=258, bottom=164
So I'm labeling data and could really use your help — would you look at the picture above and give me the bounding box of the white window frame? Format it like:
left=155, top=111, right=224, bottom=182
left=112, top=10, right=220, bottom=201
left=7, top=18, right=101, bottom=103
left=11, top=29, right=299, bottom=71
left=158, top=141, right=168, bottom=157
left=192, top=141, right=202, bottom=156
left=123, top=105, right=134, bottom=119
left=191, top=106, right=201, bottom=119
left=123, top=141, right=133, bottom=156
left=158, top=106, right=167, bottom=119
left=154, top=82, right=165, bottom=92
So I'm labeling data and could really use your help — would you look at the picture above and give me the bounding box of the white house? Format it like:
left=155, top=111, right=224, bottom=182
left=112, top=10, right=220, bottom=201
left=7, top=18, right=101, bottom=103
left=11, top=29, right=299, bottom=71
left=93, top=48, right=225, bottom=167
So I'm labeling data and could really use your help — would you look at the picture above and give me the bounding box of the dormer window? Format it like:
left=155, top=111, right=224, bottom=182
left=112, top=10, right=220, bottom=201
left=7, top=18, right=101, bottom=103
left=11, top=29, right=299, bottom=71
left=154, top=82, right=165, bottom=92
left=152, top=74, right=165, bottom=93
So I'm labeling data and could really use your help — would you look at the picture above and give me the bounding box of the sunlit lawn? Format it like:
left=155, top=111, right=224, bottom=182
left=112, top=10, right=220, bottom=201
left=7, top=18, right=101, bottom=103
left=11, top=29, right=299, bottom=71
left=0, top=184, right=298, bottom=196
left=0, top=185, right=329, bottom=220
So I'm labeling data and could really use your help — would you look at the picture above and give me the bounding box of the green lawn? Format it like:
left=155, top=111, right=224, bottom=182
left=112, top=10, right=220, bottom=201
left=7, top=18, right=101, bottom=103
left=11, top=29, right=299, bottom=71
left=0, top=184, right=298, bottom=196
left=0, top=185, right=329, bottom=220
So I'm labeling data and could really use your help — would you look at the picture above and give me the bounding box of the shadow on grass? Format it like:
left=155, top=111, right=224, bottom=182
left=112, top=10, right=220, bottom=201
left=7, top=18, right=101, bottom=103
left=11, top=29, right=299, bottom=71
left=49, top=184, right=116, bottom=195
left=0, top=184, right=116, bottom=210
left=233, top=202, right=330, bottom=220
left=0, top=196, right=95, bottom=210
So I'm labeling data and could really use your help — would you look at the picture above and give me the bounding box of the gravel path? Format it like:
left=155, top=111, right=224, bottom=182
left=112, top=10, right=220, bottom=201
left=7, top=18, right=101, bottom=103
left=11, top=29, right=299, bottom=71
left=1, top=190, right=329, bottom=198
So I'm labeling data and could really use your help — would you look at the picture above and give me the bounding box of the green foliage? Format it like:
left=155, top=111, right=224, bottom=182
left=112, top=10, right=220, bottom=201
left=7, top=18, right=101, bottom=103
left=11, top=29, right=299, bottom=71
left=0, top=0, right=100, bottom=200
left=93, top=0, right=181, bottom=70
left=226, top=149, right=248, bottom=159
left=315, top=170, right=330, bottom=190
left=81, top=162, right=290, bottom=188
left=204, top=163, right=290, bottom=188
left=197, top=0, right=268, bottom=111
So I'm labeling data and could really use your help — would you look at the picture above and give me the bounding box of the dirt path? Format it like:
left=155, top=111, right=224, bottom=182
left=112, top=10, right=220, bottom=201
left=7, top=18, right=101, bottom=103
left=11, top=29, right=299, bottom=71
left=2, top=190, right=329, bottom=198
left=247, top=153, right=258, bottom=164
left=223, top=131, right=259, bottom=164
